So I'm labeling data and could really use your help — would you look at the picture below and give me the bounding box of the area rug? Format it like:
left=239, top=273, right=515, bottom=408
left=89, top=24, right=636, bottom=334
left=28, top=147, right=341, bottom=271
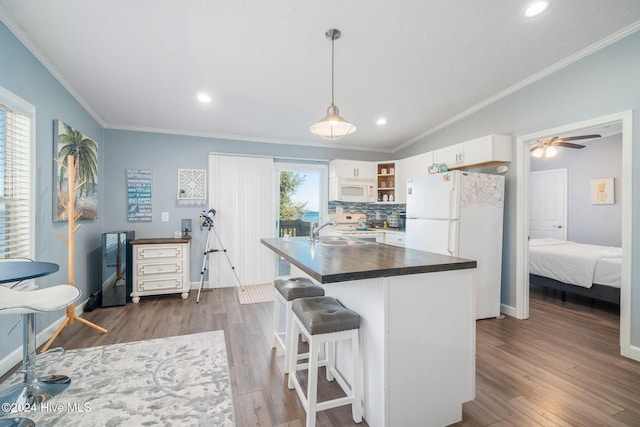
left=237, top=283, right=274, bottom=304
left=3, top=331, right=235, bottom=426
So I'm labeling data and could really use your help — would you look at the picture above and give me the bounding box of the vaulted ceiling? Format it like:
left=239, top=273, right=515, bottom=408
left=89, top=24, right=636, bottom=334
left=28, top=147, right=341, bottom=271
left=1, top=1, right=639, bottom=152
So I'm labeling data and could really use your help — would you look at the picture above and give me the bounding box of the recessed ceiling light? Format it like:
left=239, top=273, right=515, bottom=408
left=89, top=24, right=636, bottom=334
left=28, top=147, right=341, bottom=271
left=197, top=92, right=212, bottom=103
left=376, top=118, right=387, bottom=126
left=524, top=1, right=549, bottom=17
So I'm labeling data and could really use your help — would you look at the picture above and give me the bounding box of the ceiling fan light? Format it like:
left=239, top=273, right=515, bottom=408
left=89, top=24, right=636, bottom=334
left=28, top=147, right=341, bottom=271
left=545, top=145, right=558, bottom=158
left=531, top=146, right=544, bottom=158
left=310, top=104, right=357, bottom=140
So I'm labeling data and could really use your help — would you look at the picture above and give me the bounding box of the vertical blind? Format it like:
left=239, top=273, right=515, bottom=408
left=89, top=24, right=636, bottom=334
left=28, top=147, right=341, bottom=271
left=0, top=103, right=31, bottom=258
left=208, top=154, right=275, bottom=287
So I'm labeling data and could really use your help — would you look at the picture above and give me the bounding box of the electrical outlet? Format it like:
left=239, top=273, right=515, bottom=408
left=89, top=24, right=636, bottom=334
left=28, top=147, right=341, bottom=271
left=162, top=212, right=169, bottom=222
left=375, top=211, right=380, bottom=220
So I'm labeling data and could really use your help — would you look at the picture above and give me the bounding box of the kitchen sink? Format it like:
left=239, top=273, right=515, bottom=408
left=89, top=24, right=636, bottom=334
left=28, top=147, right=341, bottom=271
left=314, top=236, right=372, bottom=246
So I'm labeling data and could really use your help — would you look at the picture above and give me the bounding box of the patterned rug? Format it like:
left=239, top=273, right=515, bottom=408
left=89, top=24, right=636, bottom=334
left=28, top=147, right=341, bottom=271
left=237, top=283, right=274, bottom=304
left=2, top=331, right=235, bottom=426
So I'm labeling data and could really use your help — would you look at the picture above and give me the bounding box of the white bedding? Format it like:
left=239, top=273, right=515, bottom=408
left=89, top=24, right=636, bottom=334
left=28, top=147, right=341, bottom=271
left=529, top=238, right=622, bottom=289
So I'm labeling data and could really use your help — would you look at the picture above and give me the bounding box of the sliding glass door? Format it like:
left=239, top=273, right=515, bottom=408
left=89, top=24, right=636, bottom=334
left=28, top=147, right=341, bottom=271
left=274, top=162, right=328, bottom=276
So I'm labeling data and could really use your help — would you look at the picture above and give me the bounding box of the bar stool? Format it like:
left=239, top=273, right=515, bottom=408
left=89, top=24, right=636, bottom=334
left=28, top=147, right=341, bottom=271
left=287, top=296, right=363, bottom=427
left=272, top=277, right=325, bottom=372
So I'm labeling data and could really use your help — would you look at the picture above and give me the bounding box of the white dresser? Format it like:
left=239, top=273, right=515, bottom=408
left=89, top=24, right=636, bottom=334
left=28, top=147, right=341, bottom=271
left=130, top=238, right=191, bottom=303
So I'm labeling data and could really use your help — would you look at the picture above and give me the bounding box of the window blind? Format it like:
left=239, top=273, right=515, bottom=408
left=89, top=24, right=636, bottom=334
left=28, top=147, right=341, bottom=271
left=0, top=103, right=31, bottom=258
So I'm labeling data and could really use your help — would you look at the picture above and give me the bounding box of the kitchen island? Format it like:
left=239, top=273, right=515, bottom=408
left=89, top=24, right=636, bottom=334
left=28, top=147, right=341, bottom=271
left=261, top=236, right=477, bottom=427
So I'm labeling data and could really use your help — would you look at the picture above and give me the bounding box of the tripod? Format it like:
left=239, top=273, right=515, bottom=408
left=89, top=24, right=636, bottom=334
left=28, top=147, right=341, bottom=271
left=197, top=209, right=242, bottom=303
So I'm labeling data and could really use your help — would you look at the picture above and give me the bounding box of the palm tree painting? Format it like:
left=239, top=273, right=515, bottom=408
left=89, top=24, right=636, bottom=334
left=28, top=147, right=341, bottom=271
left=54, top=120, right=99, bottom=221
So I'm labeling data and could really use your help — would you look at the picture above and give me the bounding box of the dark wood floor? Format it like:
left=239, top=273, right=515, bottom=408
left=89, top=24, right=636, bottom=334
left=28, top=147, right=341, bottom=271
left=8, top=285, right=640, bottom=426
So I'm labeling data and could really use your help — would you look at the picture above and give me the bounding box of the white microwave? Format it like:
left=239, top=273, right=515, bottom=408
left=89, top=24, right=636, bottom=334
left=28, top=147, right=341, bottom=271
left=329, top=177, right=375, bottom=203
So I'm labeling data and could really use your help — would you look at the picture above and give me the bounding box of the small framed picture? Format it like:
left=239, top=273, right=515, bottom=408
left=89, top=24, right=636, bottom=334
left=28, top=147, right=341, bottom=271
left=590, top=177, right=614, bottom=205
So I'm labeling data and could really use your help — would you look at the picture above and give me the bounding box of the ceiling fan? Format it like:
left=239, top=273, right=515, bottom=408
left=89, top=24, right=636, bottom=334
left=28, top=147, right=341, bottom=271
left=530, top=134, right=602, bottom=158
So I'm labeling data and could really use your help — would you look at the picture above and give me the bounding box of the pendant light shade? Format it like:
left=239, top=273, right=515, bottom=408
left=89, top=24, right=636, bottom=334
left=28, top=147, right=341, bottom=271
left=309, top=104, right=356, bottom=140
left=310, top=29, right=356, bottom=140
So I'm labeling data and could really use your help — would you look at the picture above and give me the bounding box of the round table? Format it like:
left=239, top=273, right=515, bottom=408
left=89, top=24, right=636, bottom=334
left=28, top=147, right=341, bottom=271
left=0, top=261, right=59, bottom=284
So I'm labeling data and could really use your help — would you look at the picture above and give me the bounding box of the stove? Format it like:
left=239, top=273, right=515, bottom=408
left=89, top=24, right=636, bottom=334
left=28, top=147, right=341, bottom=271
left=328, top=213, right=385, bottom=242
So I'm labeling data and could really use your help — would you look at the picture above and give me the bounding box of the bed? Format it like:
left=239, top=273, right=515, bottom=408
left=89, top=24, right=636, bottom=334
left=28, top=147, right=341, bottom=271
left=529, top=238, right=622, bottom=304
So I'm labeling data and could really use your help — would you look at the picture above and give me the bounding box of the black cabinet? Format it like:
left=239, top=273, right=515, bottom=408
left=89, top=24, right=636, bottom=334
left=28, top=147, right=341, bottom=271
left=101, top=230, right=134, bottom=307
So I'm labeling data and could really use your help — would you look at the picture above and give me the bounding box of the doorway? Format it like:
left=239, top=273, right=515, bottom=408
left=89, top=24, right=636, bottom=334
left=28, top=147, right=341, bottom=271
left=515, top=110, right=635, bottom=360
left=274, top=162, right=328, bottom=276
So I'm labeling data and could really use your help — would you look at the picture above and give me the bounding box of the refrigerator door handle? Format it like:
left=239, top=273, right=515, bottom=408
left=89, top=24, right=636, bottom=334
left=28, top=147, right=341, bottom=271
left=447, top=187, right=455, bottom=255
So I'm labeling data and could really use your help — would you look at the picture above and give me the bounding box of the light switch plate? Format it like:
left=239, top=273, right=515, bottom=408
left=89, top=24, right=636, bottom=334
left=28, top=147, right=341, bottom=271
left=161, top=212, right=169, bottom=222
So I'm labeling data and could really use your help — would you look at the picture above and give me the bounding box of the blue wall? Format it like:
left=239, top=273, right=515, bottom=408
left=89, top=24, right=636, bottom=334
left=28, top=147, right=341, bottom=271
left=530, top=134, right=622, bottom=246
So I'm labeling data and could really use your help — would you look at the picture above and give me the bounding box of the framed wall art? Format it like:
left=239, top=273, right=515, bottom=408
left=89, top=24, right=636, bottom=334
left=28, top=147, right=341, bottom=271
left=590, top=177, right=614, bottom=205
left=53, top=120, right=99, bottom=222
left=177, top=168, right=206, bottom=206
left=127, top=169, right=153, bottom=222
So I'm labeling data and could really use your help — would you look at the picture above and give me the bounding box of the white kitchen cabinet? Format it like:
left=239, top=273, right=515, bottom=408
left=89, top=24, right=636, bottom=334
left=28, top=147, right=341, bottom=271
left=384, top=231, right=406, bottom=247
left=434, top=145, right=464, bottom=168
left=131, top=238, right=191, bottom=303
left=396, top=152, right=433, bottom=203
left=434, top=134, right=512, bottom=170
left=329, top=159, right=376, bottom=179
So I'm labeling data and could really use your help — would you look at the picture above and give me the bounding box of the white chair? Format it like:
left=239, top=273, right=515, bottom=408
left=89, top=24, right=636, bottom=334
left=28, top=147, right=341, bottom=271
left=0, top=284, right=80, bottom=420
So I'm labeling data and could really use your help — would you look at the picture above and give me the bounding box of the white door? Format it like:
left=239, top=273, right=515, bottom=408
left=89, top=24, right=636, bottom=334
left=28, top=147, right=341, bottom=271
left=529, top=169, right=567, bottom=240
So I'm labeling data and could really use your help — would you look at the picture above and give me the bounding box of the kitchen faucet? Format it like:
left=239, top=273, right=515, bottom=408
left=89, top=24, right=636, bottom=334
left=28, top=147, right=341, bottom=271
left=310, top=220, right=337, bottom=242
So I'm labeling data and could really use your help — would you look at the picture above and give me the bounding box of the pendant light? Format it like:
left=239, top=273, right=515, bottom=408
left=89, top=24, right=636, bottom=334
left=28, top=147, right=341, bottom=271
left=310, top=28, right=357, bottom=140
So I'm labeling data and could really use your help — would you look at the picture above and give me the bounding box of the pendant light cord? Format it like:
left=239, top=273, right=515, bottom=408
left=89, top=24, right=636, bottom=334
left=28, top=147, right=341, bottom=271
left=331, top=31, right=335, bottom=106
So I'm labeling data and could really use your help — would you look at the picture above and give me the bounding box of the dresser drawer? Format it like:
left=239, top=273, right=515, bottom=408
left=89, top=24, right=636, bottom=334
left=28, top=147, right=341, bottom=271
left=136, top=245, right=184, bottom=260
left=136, top=276, right=184, bottom=292
left=137, top=261, right=183, bottom=277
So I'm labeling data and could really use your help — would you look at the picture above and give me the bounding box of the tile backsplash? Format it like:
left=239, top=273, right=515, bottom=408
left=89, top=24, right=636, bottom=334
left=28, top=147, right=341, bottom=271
left=328, top=201, right=405, bottom=228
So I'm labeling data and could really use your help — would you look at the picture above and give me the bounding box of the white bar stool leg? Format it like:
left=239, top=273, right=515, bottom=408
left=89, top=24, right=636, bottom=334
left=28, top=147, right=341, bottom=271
left=306, top=338, right=320, bottom=427
left=351, top=329, right=363, bottom=423
left=272, top=291, right=281, bottom=349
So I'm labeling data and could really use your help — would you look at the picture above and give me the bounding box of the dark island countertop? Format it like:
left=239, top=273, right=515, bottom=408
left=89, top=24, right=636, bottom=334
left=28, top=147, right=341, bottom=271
left=261, top=237, right=477, bottom=284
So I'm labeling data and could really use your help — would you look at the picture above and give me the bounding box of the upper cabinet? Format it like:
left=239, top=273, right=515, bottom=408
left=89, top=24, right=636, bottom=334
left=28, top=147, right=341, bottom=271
left=376, top=161, right=397, bottom=203
left=328, top=134, right=511, bottom=205
left=433, top=134, right=512, bottom=170
left=395, top=152, right=434, bottom=204
left=329, top=159, right=376, bottom=179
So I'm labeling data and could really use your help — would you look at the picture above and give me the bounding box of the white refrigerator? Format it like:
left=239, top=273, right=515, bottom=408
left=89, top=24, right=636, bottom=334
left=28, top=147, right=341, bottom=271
left=405, top=171, right=505, bottom=319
